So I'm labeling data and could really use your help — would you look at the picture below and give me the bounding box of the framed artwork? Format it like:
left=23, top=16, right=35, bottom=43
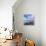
left=24, top=14, right=34, bottom=25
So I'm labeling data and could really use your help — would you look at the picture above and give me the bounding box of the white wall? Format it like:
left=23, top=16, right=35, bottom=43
left=13, top=0, right=41, bottom=46
left=41, top=0, right=46, bottom=46
left=0, top=0, right=16, bottom=30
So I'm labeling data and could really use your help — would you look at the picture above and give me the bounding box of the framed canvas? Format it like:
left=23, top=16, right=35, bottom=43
left=24, top=14, right=34, bottom=25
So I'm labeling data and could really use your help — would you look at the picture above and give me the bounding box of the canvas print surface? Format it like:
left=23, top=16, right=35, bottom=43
left=24, top=14, right=34, bottom=25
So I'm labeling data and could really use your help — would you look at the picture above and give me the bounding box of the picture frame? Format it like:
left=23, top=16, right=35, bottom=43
left=24, top=14, right=34, bottom=25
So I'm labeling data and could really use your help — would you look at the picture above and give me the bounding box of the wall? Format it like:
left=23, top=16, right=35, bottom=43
left=41, top=0, right=46, bottom=46
left=0, top=0, right=16, bottom=30
left=13, top=0, right=41, bottom=46
left=0, top=0, right=16, bottom=39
